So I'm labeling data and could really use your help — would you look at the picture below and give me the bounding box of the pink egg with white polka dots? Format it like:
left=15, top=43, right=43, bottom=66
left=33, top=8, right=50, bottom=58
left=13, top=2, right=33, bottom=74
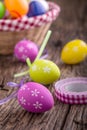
left=14, top=39, right=38, bottom=62
left=17, top=82, right=54, bottom=113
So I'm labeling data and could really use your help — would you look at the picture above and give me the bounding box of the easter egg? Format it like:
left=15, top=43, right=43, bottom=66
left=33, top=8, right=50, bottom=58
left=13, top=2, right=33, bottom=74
left=14, top=39, right=38, bottom=62
left=27, top=0, right=48, bottom=17
left=17, top=82, right=54, bottom=113
left=61, top=39, right=87, bottom=64
left=30, top=0, right=49, bottom=11
left=0, top=2, right=6, bottom=19
left=37, top=0, right=49, bottom=11
left=4, top=0, right=29, bottom=18
left=29, top=59, right=60, bottom=84
left=4, top=10, right=10, bottom=18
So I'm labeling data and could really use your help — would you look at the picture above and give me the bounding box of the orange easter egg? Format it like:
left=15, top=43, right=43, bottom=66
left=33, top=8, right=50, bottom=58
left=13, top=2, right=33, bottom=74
left=4, top=0, right=29, bottom=18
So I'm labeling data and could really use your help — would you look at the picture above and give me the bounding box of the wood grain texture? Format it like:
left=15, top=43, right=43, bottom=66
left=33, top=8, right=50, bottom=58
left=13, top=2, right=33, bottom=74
left=0, top=0, right=87, bottom=130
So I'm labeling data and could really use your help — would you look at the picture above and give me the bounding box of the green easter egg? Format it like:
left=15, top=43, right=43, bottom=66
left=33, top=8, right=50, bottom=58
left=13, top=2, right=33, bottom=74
left=0, top=2, right=6, bottom=19
left=29, top=59, right=60, bottom=85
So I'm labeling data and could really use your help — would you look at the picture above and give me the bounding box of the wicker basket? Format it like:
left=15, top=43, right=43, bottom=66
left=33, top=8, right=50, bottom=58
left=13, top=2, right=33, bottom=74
left=0, top=2, right=60, bottom=55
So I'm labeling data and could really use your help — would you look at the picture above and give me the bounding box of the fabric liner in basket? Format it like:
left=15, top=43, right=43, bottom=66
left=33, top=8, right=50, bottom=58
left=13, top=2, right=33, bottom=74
left=0, top=2, right=60, bottom=55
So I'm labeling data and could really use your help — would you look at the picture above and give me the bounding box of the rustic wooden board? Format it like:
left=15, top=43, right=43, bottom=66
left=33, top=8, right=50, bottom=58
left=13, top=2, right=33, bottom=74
left=0, top=0, right=87, bottom=130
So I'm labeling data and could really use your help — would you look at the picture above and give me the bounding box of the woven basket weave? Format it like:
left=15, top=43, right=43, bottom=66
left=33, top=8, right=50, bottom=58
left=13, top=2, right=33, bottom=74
left=0, top=2, right=60, bottom=55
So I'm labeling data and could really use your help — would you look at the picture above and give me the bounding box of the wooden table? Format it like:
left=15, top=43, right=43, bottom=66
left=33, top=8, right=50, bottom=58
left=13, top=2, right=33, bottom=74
left=0, top=0, right=87, bottom=129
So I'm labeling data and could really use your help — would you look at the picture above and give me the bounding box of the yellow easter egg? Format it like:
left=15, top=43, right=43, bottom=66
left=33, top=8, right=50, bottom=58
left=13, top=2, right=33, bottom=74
left=61, top=39, right=87, bottom=64
left=29, top=59, right=60, bottom=85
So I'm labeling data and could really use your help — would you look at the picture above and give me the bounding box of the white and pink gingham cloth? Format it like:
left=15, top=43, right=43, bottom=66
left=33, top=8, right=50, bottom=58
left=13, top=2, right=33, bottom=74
left=0, top=2, right=60, bottom=32
left=55, top=77, right=87, bottom=104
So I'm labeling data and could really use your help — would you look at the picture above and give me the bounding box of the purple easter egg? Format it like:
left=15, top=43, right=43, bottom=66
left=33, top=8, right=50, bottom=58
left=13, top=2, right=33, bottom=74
left=27, top=0, right=47, bottom=17
left=31, top=0, right=49, bottom=11
left=14, top=39, right=38, bottom=62
left=4, top=10, right=10, bottom=18
left=17, top=82, right=54, bottom=113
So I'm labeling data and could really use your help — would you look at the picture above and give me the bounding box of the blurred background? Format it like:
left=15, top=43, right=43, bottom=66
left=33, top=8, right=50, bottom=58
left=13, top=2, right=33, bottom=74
left=48, top=0, right=87, bottom=46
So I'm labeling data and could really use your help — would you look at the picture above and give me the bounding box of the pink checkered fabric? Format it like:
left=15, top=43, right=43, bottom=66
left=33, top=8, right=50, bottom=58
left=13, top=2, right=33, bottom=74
left=0, top=2, right=60, bottom=32
left=54, top=77, right=87, bottom=104
left=55, top=90, right=87, bottom=104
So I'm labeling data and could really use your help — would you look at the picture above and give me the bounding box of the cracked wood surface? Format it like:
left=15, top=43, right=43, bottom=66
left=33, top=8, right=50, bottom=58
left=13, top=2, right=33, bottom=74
left=0, top=0, right=87, bottom=130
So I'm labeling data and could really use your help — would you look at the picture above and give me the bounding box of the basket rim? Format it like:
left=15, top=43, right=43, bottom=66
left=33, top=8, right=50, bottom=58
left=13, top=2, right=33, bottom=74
left=0, top=2, right=60, bottom=31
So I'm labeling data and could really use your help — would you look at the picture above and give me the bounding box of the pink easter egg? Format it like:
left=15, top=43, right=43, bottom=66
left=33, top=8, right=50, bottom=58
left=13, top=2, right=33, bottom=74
left=17, top=82, right=54, bottom=113
left=14, top=39, right=38, bottom=62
